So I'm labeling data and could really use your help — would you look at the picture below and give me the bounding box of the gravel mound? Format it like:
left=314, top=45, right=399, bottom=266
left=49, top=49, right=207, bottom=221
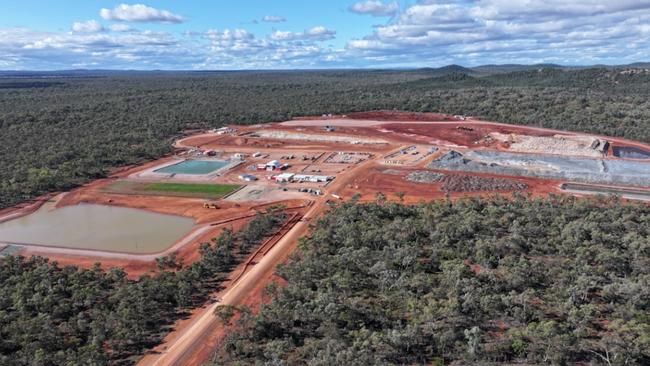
left=406, top=170, right=528, bottom=192
left=406, top=171, right=444, bottom=183
left=439, top=174, right=528, bottom=192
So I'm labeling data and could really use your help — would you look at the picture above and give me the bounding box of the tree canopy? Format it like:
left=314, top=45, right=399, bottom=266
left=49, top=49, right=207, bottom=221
left=215, top=195, right=650, bottom=365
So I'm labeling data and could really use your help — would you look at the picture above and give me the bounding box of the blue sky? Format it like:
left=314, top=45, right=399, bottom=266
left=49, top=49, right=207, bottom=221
left=1, top=1, right=650, bottom=70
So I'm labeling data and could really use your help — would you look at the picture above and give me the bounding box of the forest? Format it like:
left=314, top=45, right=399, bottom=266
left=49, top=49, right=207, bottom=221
left=214, top=195, right=650, bottom=365
left=2, top=67, right=650, bottom=209
left=0, top=209, right=286, bottom=365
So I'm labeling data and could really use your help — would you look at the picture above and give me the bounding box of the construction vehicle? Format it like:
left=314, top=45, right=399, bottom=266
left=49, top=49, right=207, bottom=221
left=203, top=202, right=220, bottom=209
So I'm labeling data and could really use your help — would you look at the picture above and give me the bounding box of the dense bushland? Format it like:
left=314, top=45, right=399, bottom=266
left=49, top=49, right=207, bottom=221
left=2, top=68, right=650, bottom=209
left=215, top=195, right=650, bottom=365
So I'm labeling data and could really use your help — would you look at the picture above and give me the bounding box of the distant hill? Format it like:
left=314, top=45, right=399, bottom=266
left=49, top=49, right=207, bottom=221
left=469, top=63, right=566, bottom=74
left=617, top=62, right=650, bottom=69
left=415, top=64, right=477, bottom=76
left=2, top=62, right=650, bottom=78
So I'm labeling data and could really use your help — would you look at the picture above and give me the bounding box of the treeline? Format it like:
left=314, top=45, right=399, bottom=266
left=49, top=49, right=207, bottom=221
left=2, top=68, right=650, bottom=209
left=214, top=195, right=650, bottom=365
left=0, top=209, right=286, bottom=365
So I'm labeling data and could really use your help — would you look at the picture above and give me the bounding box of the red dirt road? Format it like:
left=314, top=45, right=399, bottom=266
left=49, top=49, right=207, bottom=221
left=137, top=148, right=383, bottom=366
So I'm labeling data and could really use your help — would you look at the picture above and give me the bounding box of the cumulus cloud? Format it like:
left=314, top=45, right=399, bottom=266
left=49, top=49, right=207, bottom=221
left=109, top=24, right=132, bottom=32
left=262, top=15, right=286, bottom=23
left=0, top=23, right=341, bottom=70
left=346, top=0, right=650, bottom=66
left=271, top=26, right=336, bottom=41
left=99, top=4, right=184, bottom=23
left=349, top=1, right=399, bottom=17
left=6, top=0, right=650, bottom=70
left=0, top=27, right=197, bottom=70
left=198, top=27, right=338, bottom=69
left=72, top=20, right=104, bottom=33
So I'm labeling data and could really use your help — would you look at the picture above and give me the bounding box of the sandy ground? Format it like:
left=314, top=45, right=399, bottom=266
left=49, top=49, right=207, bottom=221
left=4, top=109, right=650, bottom=365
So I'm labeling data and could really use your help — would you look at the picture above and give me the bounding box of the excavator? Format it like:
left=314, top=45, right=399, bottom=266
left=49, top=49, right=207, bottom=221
left=203, top=202, right=220, bottom=209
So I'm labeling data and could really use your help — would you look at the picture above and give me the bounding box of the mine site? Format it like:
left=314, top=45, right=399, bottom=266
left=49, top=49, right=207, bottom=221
left=0, top=110, right=649, bottom=365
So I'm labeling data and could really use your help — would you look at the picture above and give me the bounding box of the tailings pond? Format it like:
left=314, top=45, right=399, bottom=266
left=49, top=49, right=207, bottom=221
left=0, top=203, right=195, bottom=253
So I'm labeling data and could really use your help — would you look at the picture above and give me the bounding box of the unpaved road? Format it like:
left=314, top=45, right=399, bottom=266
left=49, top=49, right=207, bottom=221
left=138, top=153, right=385, bottom=366
left=139, top=207, right=315, bottom=366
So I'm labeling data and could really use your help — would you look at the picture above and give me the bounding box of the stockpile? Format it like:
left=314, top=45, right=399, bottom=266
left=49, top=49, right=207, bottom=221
left=405, top=171, right=444, bottom=183
left=406, top=170, right=528, bottom=192
left=487, top=132, right=605, bottom=158
left=439, top=174, right=528, bottom=192
left=252, top=130, right=386, bottom=144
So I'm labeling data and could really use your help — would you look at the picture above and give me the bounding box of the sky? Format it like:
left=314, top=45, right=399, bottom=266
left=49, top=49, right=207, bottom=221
left=1, top=0, right=650, bottom=70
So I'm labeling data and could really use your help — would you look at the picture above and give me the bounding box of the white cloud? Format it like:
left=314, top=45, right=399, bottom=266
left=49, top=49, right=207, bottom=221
left=109, top=24, right=132, bottom=32
left=196, top=28, right=339, bottom=68
left=262, top=15, right=286, bottom=23
left=349, top=1, right=399, bottom=17
left=72, top=20, right=104, bottom=33
left=6, top=0, right=650, bottom=70
left=271, top=26, right=336, bottom=41
left=345, top=0, right=650, bottom=66
left=99, top=4, right=184, bottom=23
left=0, top=27, right=194, bottom=70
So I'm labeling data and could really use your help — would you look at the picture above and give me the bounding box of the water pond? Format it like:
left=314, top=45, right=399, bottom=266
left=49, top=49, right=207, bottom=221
left=154, top=160, right=228, bottom=175
left=612, top=146, right=650, bottom=159
left=0, top=203, right=195, bottom=253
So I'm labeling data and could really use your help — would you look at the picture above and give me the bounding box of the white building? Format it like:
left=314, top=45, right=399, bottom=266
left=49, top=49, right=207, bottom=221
left=266, top=160, right=282, bottom=170
left=275, top=173, right=295, bottom=182
left=239, top=174, right=258, bottom=181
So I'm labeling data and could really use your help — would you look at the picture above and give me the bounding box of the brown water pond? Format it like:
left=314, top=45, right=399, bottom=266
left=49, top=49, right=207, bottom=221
left=0, top=203, right=195, bottom=254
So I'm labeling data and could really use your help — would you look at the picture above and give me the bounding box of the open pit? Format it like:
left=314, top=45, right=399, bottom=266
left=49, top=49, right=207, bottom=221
left=428, top=150, right=650, bottom=187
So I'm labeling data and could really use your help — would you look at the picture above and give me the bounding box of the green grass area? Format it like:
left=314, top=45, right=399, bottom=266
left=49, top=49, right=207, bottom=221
left=142, top=183, right=241, bottom=197
left=103, top=180, right=242, bottom=199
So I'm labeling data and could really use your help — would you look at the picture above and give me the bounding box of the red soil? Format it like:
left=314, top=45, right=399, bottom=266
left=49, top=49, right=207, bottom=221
left=379, top=122, right=556, bottom=147
left=338, top=167, right=564, bottom=204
